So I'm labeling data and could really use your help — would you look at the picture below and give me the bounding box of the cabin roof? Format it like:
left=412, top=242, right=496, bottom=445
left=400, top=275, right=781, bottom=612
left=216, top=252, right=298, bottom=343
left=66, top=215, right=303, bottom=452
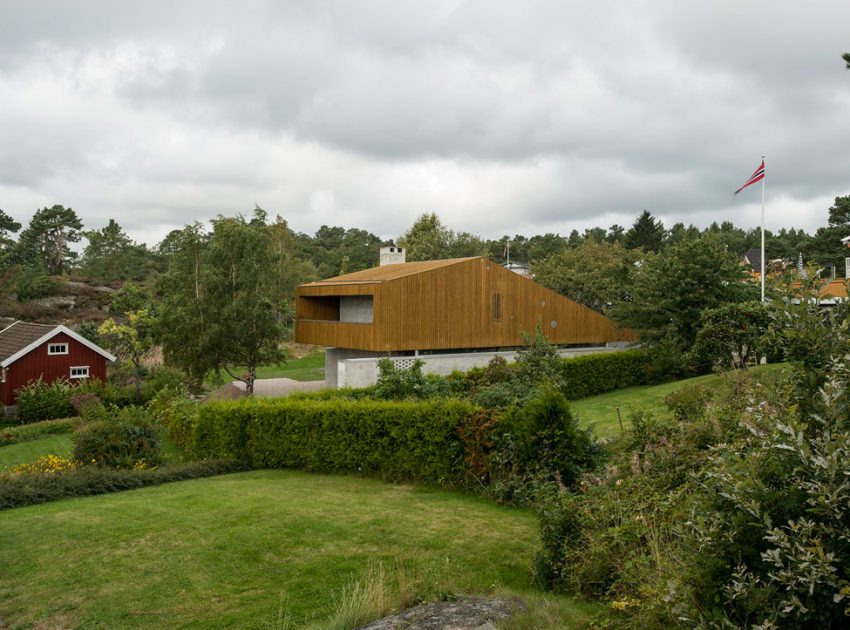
left=0, top=321, right=117, bottom=367
left=301, top=257, right=478, bottom=286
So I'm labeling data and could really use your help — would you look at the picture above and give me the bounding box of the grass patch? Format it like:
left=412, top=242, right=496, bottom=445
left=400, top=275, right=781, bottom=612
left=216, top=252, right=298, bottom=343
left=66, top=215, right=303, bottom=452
left=0, top=434, right=73, bottom=468
left=0, top=469, right=596, bottom=628
left=571, top=364, right=787, bottom=437
left=255, top=350, right=326, bottom=381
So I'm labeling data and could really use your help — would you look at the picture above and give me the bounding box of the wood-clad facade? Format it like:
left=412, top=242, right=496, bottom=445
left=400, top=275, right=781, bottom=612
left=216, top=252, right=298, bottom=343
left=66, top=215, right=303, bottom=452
left=295, top=257, right=636, bottom=352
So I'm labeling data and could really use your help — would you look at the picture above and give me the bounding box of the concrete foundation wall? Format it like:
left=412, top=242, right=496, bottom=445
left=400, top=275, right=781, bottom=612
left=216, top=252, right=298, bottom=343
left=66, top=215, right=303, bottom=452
left=325, top=347, right=383, bottom=388
left=333, top=344, right=630, bottom=389
left=339, top=296, right=374, bottom=323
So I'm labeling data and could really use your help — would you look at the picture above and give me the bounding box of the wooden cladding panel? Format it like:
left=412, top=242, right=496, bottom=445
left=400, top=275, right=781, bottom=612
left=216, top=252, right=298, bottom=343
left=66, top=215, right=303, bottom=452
left=294, top=257, right=636, bottom=351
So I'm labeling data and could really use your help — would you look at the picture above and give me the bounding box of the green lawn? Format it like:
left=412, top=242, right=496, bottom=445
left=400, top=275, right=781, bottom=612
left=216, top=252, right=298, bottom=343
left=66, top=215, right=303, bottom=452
left=571, top=364, right=786, bottom=437
left=255, top=350, right=326, bottom=381
left=0, top=434, right=73, bottom=468
left=0, top=470, right=595, bottom=629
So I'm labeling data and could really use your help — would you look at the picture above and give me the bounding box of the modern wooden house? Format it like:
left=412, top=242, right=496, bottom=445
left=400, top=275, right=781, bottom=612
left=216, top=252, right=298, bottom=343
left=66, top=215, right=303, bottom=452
left=0, top=320, right=116, bottom=407
left=295, top=250, right=636, bottom=387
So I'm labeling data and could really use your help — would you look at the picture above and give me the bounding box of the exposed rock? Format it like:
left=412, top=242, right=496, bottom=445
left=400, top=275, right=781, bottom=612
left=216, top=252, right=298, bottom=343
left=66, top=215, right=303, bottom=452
left=357, top=596, right=524, bottom=630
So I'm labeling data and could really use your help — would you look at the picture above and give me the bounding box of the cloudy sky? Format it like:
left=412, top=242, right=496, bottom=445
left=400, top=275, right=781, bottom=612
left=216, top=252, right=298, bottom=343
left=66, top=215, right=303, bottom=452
left=1, top=0, right=849, bottom=247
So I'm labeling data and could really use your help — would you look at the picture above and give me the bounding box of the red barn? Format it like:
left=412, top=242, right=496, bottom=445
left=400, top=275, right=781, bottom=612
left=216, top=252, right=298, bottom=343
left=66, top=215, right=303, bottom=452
left=0, top=320, right=116, bottom=407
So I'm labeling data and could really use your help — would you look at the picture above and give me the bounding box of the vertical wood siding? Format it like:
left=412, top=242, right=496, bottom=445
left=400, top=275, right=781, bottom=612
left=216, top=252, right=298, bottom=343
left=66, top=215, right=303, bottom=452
left=295, top=258, right=637, bottom=352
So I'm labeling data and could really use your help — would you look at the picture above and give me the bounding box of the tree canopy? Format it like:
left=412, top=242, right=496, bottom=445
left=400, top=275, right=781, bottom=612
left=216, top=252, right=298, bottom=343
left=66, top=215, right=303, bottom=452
left=16, top=205, right=83, bottom=274
left=624, top=210, right=666, bottom=252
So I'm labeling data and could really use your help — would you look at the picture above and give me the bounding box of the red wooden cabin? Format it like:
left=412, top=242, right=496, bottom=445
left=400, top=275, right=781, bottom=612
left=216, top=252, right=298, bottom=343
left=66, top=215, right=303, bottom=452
left=0, top=320, right=116, bottom=407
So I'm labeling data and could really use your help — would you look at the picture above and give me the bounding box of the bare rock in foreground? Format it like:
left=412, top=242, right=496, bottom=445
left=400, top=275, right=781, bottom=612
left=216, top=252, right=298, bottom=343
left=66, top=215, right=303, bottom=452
left=357, top=596, right=524, bottom=630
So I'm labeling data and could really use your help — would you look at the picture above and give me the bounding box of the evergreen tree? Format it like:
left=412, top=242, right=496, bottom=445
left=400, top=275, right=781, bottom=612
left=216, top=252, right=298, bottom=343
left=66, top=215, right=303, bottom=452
left=16, top=205, right=83, bottom=274
left=0, top=209, right=21, bottom=270
left=624, top=210, right=666, bottom=252
left=397, top=213, right=453, bottom=261
left=806, top=196, right=850, bottom=272
left=82, top=219, right=157, bottom=283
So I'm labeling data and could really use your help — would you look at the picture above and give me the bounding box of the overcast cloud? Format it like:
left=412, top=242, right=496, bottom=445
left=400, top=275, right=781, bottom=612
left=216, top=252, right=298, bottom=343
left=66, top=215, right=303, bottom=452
left=1, top=0, right=849, bottom=246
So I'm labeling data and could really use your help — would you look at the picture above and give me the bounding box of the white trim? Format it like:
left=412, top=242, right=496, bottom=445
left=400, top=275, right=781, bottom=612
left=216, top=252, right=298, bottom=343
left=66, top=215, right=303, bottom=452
left=48, top=342, right=69, bottom=355
left=1, top=325, right=116, bottom=368
left=69, top=365, right=90, bottom=379
left=0, top=320, right=18, bottom=335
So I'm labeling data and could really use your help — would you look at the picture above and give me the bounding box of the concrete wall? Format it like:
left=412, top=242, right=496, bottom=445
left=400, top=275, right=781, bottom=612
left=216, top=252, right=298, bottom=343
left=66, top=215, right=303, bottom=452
left=324, top=347, right=383, bottom=388
left=339, top=296, right=374, bottom=323
left=331, top=344, right=629, bottom=389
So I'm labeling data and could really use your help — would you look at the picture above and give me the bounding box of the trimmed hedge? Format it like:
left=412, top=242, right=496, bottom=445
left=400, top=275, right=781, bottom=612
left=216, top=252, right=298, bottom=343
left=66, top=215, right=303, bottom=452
left=191, top=398, right=486, bottom=486
left=558, top=349, right=649, bottom=399
left=0, top=417, right=77, bottom=446
left=0, top=459, right=245, bottom=510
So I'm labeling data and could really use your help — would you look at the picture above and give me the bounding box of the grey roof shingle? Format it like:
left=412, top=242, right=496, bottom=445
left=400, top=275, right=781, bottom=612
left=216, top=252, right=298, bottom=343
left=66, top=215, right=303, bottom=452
left=0, top=321, right=56, bottom=363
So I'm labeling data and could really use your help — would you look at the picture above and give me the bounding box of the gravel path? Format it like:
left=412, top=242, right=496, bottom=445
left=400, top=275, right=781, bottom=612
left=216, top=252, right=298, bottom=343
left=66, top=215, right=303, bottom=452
left=230, top=377, right=326, bottom=397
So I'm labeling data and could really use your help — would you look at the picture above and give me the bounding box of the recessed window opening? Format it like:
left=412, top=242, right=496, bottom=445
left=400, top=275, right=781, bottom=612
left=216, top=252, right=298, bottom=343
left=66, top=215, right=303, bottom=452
left=48, top=343, right=68, bottom=355
left=493, top=293, right=502, bottom=321
left=70, top=366, right=89, bottom=379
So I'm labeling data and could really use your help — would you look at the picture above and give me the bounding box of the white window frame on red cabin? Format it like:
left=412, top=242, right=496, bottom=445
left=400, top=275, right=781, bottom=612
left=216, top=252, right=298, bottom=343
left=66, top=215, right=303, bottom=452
left=48, top=343, right=68, bottom=355
left=70, top=366, right=90, bottom=379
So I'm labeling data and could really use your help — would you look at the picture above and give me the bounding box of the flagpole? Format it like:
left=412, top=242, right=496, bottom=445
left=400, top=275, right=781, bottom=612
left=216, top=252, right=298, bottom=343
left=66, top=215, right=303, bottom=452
left=760, top=155, right=765, bottom=303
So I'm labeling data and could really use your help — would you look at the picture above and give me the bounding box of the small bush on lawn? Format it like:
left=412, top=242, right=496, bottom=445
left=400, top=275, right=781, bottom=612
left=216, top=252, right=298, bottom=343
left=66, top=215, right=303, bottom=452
left=16, top=378, right=77, bottom=423
left=73, top=409, right=162, bottom=469
left=0, top=459, right=245, bottom=510
left=0, top=417, right=77, bottom=446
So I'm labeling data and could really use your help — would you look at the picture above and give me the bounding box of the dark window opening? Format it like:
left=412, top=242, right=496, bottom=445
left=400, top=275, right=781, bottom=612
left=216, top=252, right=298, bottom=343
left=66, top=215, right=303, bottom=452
left=493, top=293, right=502, bottom=321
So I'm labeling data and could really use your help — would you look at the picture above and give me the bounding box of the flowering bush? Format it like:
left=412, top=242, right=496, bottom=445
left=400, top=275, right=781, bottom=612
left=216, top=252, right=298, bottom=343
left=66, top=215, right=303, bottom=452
left=8, top=455, right=79, bottom=476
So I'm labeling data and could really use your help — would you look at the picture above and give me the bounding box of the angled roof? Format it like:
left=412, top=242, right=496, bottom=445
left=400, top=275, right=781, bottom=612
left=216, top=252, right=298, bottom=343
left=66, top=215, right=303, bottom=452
left=0, top=321, right=116, bottom=367
left=301, top=257, right=477, bottom=286
left=743, top=248, right=762, bottom=274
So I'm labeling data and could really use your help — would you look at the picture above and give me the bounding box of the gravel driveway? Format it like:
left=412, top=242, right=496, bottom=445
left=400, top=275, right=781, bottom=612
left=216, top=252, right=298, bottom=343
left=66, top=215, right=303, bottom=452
left=231, top=378, right=326, bottom=397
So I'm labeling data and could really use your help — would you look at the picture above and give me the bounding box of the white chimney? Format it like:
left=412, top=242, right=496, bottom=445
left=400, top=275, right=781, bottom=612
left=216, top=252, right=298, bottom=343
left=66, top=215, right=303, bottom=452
left=845, top=257, right=850, bottom=279
left=380, top=246, right=406, bottom=266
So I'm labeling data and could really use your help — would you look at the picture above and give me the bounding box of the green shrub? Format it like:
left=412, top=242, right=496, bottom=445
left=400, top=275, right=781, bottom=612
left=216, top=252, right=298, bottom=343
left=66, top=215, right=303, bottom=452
left=73, top=415, right=162, bottom=469
left=373, top=357, right=449, bottom=400
left=491, top=388, right=599, bottom=497
left=16, top=378, right=76, bottom=423
left=15, top=267, right=59, bottom=301
left=0, top=459, right=245, bottom=510
left=663, top=383, right=714, bottom=423
left=558, top=349, right=649, bottom=399
left=192, top=397, right=481, bottom=486
left=0, top=417, right=77, bottom=446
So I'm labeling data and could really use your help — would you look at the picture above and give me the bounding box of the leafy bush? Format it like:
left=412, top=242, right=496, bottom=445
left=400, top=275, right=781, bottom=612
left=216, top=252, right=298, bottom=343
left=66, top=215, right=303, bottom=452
left=0, top=459, right=245, bottom=510
left=149, top=386, right=198, bottom=454
left=73, top=414, right=162, bottom=469
left=191, top=397, right=485, bottom=486
left=15, top=267, right=59, bottom=301
left=489, top=388, right=599, bottom=504
left=16, top=378, right=76, bottom=423
left=663, top=383, right=714, bottom=423
left=0, top=417, right=77, bottom=446
left=373, top=357, right=449, bottom=400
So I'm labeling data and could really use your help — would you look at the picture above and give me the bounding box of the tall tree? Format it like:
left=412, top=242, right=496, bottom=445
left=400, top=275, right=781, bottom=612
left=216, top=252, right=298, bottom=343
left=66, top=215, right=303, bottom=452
left=397, top=213, right=453, bottom=261
left=624, top=210, right=666, bottom=252
left=613, top=235, right=756, bottom=373
left=16, top=205, right=84, bottom=274
left=806, top=196, right=850, bottom=272
left=0, top=209, right=21, bottom=270
left=82, top=219, right=157, bottom=283
left=843, top=52, right=850, bottom=69
left=533, top=240, right=639, bottom=314
left=159, top=211, right=286, bottom=394
left=98, top=308, right=158, bottom=402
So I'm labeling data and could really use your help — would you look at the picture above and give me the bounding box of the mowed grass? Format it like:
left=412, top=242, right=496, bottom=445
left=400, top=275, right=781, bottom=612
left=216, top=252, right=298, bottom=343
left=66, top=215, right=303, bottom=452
left=255, top=350, right=326, bottom=381
left=0, top=434, right=73, bottom=468
left=571, top=363, right=787, bottom=437
left=0, top=470, right=594, bottom=629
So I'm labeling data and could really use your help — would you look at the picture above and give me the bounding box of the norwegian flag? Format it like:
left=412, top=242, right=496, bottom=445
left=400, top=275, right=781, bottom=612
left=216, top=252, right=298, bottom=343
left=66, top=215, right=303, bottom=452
left=734, top=160, right=765, bottom=195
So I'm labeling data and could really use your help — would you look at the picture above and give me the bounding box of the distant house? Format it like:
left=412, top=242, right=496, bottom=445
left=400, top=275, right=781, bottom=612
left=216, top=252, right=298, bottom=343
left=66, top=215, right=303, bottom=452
left=0, top=320, right=116, bottom=408
left=294, top=247, right=636, bottom=387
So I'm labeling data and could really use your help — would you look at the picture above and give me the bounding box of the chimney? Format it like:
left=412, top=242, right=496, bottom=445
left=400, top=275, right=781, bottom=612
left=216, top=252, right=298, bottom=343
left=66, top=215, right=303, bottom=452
left=380, top=246, right=406, bottom=266
left=845, top=257, right=850, bottom=279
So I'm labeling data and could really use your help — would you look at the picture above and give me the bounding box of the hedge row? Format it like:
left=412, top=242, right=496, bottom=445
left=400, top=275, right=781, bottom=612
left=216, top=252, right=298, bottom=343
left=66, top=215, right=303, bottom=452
left=0, top=459, right=245, bottom=510
left=0, top=417, right=77, bottom=446
left=189, top=398, right=486, bottom=486
left=558, top=349, right=650, bottom=399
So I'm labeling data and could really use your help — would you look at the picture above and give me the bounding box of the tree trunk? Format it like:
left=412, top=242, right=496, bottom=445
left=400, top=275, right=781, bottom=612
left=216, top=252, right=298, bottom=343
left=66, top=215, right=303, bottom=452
left=245, top=366, right=256, bottom=395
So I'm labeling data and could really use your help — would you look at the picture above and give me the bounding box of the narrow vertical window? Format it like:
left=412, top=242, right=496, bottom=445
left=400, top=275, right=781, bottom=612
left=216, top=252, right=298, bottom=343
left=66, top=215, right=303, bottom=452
left=493, top=293, right=502, bottom=321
